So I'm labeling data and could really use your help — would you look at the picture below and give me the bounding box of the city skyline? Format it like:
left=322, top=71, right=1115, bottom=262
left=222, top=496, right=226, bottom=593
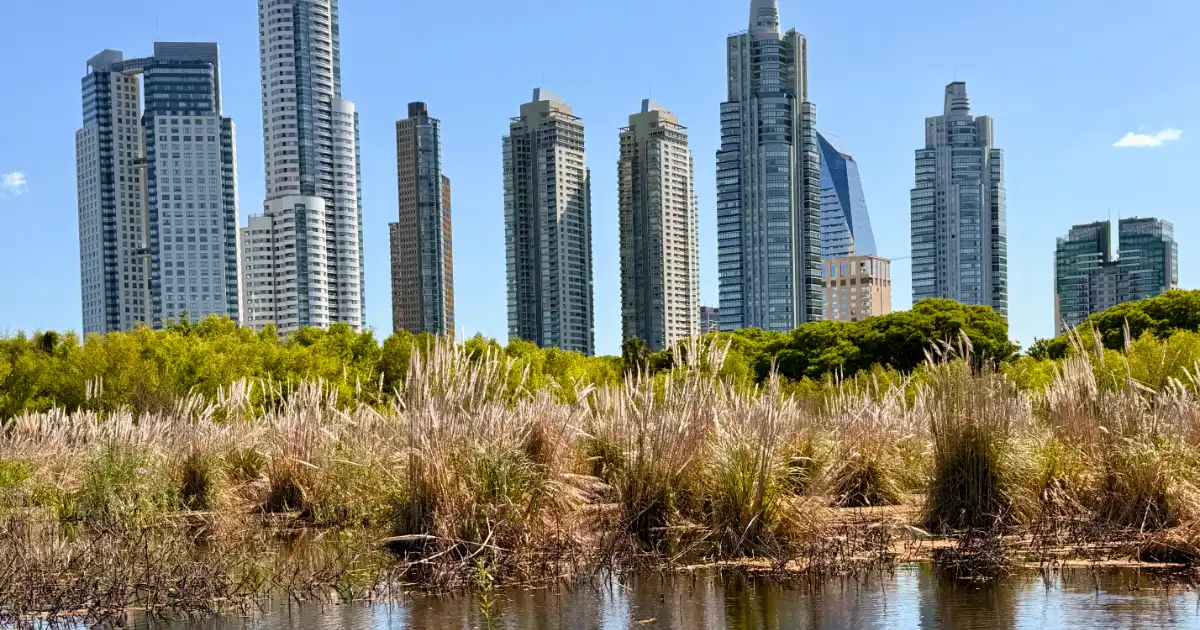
left=3, top=0, right=1196, bottom=353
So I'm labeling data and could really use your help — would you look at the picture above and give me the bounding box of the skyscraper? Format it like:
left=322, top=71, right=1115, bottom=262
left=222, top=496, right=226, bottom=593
left=503, top=89, right=594, bottom=355
left=717, top=0, right=823, bottom=333
left=389, top=102, right=454, bottom=338
left=76, top=43, right=241, bottom=334
left=817, top=132, right=876, bottom=258
left=1054, top=218, right=1179, bottom=334
left=910, top=82, right=1008, bottom=316
left=618, top=100, right=699, bottom=352
left=242, top=0, right=364, bottom=333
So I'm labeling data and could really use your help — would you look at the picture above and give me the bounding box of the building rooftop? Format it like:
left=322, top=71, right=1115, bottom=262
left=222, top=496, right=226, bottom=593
left=532, top=88, right=564, bottom=105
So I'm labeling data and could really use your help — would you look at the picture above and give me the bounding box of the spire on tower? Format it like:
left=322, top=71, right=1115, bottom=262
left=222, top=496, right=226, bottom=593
left=750, top=0, right=780, bottom=38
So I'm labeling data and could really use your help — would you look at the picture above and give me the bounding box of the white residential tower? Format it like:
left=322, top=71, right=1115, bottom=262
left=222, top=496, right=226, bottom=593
left=503, top=89, right=594, bottom=355
left=618, top=100, right=699, bottom=352
left=242, top=0, right=365, bottom=333
left=76, top=43, right=241, bottom=333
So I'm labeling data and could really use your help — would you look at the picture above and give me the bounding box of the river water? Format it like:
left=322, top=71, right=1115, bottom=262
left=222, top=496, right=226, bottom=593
left=128, top=565, right=1200, bottom=629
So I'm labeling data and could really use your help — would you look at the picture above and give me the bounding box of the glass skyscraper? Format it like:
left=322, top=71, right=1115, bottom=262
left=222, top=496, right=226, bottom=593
left=910, top=82, right=1008, bottom=317
left=817, top=132, right=876, bottom=258
left=390, top=102, right=455, bottom=338
left=716, top=0, right=823, bottom=332
left=1054, top=218, right=1178, bottom=334
left=76, top=43, right=241, bottom=334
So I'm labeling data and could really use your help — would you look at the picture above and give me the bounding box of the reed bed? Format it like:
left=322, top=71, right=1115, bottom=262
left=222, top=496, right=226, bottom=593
left=3, top=333, right=1200, bottom=619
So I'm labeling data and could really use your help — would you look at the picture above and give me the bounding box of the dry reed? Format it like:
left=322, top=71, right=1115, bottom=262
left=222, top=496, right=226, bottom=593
left=2, top=331, right=1200, bottom=618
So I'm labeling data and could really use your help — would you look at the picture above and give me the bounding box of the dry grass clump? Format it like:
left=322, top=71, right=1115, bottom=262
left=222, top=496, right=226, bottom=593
left=1095, top=439, right=1198, bottom=530
left=821, top=376, right=921, bottom=508
left=582, top=345, right=716, bottom=545
left=700, top=376, right=787, bottom=554
left=1043, top=334, right=1200, bottom=532
left=922, top=354, right=1037, bottom=533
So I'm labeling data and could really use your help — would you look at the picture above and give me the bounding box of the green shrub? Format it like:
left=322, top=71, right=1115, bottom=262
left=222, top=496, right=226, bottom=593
left=74, top=442, right=174, bottom=521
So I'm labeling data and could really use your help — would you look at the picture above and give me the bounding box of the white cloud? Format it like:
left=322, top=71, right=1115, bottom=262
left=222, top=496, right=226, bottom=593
left=0, top=171, right=28, bottom=197
left=1113, top=128, right=1183, bottom=148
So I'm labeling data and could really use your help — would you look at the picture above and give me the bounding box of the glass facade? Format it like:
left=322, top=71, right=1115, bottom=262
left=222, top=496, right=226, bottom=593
left=817, top=132, right=876, bottom=258
left=910, top=82, right=1007, bottom=317
left=1054, top=218, right=1177, bottom=334
left=76, top=45, right=241, bottom=334
left=717, top=0, right=822, bottom=333
left=391, top=103, right=454, bottom=338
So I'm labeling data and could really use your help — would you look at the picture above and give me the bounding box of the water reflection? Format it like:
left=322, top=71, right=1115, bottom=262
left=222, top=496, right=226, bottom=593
left=129, top=566, right=1200, bottom=629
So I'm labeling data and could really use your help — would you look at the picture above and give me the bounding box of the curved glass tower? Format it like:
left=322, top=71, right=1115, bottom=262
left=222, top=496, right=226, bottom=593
left=817, top=132, right=876, bottom=258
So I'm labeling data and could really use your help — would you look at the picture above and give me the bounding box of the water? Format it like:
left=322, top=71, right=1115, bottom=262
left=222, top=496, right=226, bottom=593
left=127, top=566, right=1200, bottom=629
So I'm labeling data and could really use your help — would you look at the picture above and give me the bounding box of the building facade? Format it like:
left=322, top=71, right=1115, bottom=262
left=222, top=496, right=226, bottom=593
left=817, top=132, right=876, bottom=258
left=76, top=43, right=241, bottom=334
left=502, top=89, right=594, bottom=355
left=823, top=255, right=891, bottom=322
left=910, top=82, right=1007, bottom=317
left=242, top=0, right=364, bottom=333
left=716, top=0, right=823, bottom=333
left=1054, top=218, right=1178, bottom=334
left=389, top=102, right=455, bottom=337
left=699, top=306, right=722, bottom=334
left=618, top=100, right=699, bottom=352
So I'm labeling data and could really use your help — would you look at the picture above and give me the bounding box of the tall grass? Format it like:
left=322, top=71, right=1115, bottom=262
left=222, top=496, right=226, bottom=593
left=923, top=354, right=1036, bottom=533
left=2, top=330, right=1200, bottom=577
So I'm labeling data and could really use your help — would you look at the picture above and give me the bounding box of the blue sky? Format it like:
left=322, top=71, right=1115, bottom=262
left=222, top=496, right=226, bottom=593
left=1, top=0, right=1197, bottom=354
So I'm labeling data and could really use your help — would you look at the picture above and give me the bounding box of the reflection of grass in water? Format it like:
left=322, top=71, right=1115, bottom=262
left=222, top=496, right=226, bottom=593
left=0, top=518, right=397, bottom=627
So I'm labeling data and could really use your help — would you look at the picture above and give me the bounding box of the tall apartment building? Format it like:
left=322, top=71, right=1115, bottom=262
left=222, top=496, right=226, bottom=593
left=717, top=0, right=823, bottom=333
left=389, top=102, right=454, bottom=337
left=242, top=0, right=364, bottom=333
left=911, top=82, right=1008, bottom=317
left=823, top=255, right=892, bottom=322
left=817, top=132, right=876, bottom=258
left=76, top=43, right=240, bottom=334
left=1054, top=218, right=1178, bottom=334
left=502, top=89, right=594, bottom=355
left=618, top=100, right=699, bottom=352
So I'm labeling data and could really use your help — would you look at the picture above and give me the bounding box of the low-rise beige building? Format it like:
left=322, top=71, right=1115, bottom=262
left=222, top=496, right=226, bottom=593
left=823, top=255, right=891, bottom=322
